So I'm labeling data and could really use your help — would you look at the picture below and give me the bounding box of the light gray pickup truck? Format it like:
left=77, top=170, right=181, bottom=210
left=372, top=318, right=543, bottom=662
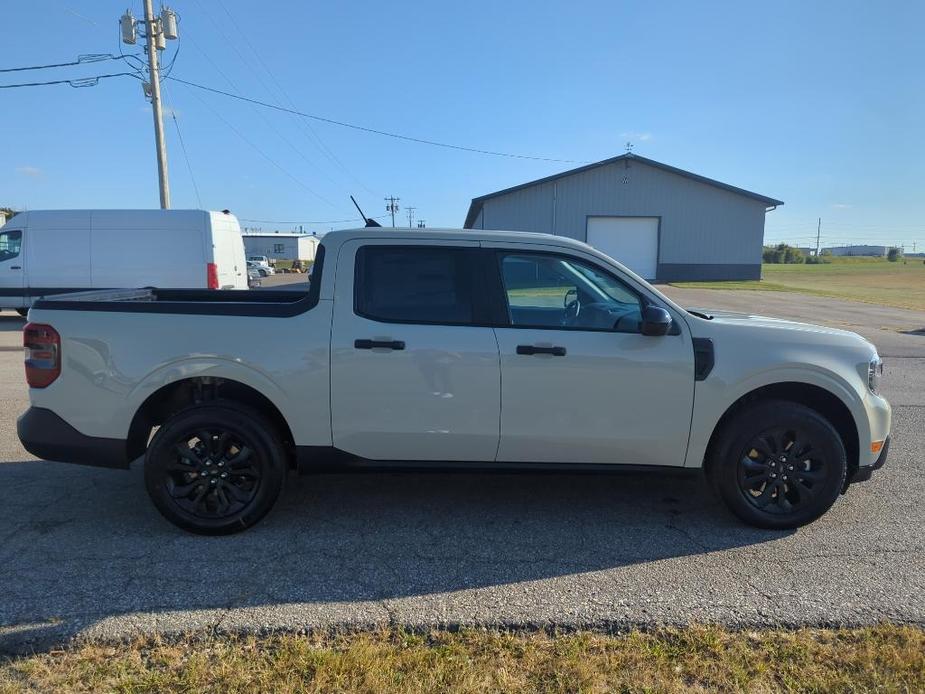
left=18, top=228, right=890, bottom=534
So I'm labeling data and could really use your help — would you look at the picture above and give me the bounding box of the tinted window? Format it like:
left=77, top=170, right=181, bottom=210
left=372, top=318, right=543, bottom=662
left=0, top=230, right=22, bottom=263
left=499, top=253, right=644, bottom=332
left=356, top=246, right=477, bottom=324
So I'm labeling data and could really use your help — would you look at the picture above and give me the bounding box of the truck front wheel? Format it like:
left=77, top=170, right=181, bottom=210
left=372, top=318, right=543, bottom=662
left=143, top=402, right=287, bottom=535
left=707, top=400, right=847, bottom=529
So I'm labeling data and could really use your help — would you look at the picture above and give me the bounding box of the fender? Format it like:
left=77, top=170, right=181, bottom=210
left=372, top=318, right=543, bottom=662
left=685, top=364, right=868, bottom=469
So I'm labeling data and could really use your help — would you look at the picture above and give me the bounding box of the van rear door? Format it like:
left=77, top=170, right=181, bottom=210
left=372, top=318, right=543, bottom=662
left=208, top=213, right=247, bottom=289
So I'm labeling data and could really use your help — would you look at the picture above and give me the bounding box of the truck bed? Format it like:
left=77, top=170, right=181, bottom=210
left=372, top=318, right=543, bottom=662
left=32, top=286, right=318, bottom=317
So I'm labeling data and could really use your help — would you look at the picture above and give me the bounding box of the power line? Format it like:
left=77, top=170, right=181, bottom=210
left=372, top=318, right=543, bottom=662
left=163, top=82, right=202, bottom=208
left=240, top=215, right=388, bottom=225
left=167, top=76, right=585, bottom=163
left=0, top=53, right=119, bottom=73
left=211, top=2, right=375, bottom=196
left=0, top=72, right=137, bottom=89
left=183, top=84, right=336, bottom=207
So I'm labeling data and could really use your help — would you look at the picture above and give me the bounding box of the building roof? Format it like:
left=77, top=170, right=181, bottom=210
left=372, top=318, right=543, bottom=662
left=242, top=232, right=321, bottom=238
left=463, top=154, right=784, bottom=228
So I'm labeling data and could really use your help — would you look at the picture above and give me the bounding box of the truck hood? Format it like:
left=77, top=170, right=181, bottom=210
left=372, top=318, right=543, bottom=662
left=687, top=308, right=876, bottom=350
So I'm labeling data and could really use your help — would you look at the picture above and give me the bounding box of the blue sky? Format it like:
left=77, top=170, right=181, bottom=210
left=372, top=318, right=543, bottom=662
left=2, top=0, right=923, bottom=249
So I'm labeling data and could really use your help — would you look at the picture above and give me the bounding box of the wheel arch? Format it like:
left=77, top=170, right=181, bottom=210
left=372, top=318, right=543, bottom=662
left=703, top=381, right=860, bottom=482
left=126, top=377, right=297, bottom=467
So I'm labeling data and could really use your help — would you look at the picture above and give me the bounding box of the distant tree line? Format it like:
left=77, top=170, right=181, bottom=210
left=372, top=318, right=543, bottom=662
left=762, top=244, right=832, bottom=264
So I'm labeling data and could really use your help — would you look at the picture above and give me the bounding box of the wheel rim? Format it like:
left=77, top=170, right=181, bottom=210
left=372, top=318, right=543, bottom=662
left=737, top=426, right=828, bottom=515
left=163, top=428, right=262, bottom=519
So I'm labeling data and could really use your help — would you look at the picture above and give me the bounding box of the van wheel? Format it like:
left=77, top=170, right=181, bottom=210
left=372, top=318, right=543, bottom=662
left=16, top=308, right=28, bottom=317
left=144, top=402, right=286, bottom=535
left=707, top=400, right=846, bottom=529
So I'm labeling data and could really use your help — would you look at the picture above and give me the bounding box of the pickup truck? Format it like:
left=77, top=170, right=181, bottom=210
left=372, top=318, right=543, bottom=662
left=17, top=228, right=891, bottom=535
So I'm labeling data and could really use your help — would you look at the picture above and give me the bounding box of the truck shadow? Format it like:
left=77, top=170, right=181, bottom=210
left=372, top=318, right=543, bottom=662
left=0, top=461, right=791, bottom=653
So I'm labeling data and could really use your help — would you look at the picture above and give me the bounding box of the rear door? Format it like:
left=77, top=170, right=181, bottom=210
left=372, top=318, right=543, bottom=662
left=209, top=215, right=247, bottom=289
left=487, top=245, right=695, bottom=466
left=330, top=239, right=501, bottom=461
left=0, top=227, right=25, bottom=309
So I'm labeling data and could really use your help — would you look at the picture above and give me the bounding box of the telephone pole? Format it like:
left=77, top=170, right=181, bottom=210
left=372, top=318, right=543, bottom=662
left=384, top=196, right=400, bottom=227
left=121, top=3, right=179, bottom=209
left=815, top=217, right=821, bottom=256
left=406, top=206, right=416, bottom=229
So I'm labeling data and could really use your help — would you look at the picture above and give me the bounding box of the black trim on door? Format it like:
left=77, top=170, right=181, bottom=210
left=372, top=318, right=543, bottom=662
left=516, top=345, right=567, bottom=356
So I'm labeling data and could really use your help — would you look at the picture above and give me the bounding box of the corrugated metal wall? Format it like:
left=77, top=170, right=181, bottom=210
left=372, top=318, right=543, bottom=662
left=474, top=160, right=770, bottom=280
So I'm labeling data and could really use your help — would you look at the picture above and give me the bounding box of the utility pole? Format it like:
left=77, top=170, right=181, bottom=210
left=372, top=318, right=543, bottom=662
left=815, top=217, right=821, bottom=256
left=384, top=196, right=400, bottom=227
left=417, top=219, right=426, bottom=229
left=121, top=3, right=179, bottom=209
left=406, top=206, right=416, bottom=229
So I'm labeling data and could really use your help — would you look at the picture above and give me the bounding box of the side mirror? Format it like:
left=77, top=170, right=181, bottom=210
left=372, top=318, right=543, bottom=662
left=640, top=306, right=673, bottom=336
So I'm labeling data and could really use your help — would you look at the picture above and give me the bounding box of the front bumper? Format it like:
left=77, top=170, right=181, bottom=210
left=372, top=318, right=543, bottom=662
left=850, top=436, right=890, bottom=484
left=17, top=407, right=130, bottom=469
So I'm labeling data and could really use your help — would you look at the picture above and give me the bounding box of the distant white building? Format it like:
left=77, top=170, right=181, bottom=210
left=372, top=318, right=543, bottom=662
left=824, top=245, right=888, bottom=257
left=242, top=232, right=321, bottom=262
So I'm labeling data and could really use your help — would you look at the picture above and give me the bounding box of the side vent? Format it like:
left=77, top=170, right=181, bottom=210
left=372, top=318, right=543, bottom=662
left=692, top=337, right=714, bottom=381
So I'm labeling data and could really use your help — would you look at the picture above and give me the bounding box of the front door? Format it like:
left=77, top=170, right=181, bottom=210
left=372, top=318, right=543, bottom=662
left=0, top=228, right=25, bottom=310
left=488, top=247, right=695, bottom=466
left=330, top=240, right=501, bottom=461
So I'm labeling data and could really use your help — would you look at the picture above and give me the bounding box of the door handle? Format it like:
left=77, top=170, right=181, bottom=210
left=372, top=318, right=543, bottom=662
left=355, top=339, right=405, bottom=351
left=10, top=266, right=21, bottom=270
left=516, top=345, right=566, bottom=356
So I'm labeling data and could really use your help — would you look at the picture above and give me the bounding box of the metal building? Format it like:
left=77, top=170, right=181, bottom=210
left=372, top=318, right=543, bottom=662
left=242, top=232, right=320, bottom=262
left=463, top=154, right=783, bottom=281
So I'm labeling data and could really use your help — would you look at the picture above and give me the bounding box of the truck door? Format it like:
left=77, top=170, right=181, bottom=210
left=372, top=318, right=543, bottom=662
left=487, top=247, right=695, bottom=466
left=0, top=227, right=25, bottom=309
left=330, top=239, right=501, bottom=461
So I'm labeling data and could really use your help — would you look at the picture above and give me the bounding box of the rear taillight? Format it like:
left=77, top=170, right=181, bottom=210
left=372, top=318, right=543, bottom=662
left=207, top=262, right=219, bottom=289
left=24, top=323, right=61, bottom=388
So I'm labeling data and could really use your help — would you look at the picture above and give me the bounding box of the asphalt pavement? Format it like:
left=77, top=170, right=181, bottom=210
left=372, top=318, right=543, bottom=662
left=0, top=289, right=922, bottom=653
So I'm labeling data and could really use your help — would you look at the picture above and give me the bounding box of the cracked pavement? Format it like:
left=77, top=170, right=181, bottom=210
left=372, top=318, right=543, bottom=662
left=0, top=290, right=923, bottom=653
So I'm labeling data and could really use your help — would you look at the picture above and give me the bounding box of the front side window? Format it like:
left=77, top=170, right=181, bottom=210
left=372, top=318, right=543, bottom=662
left=499, top=253, right=644, bottom=332
left=355, top=246, right=477, bottom=324
left=0, top=230, right=22, bottom=263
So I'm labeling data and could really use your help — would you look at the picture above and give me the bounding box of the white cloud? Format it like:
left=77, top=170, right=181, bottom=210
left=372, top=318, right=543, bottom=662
left=16, top=166, right=42, bottom=178
left=831, top=203, right=853, bottom=209
left=621, top=131, right=653, bottom=142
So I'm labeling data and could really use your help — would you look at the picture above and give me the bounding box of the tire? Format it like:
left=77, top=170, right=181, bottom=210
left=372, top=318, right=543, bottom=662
left=143, top=401, right=287, bottom=535
left=16, top=308, right=28, bottom=317
left=707, top=399, right=847, bottom=529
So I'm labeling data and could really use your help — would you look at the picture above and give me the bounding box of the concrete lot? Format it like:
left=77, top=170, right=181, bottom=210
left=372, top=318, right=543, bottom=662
left=0, top=289, right=923, bottom=653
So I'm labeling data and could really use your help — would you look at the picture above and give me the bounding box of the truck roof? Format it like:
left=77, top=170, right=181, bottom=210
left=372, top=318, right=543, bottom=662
left=320, top=227, right=590, bottom=250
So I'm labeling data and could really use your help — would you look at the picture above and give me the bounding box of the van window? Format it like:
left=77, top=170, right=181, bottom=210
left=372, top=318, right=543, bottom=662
left=355, top=246, right=478, bottom=325
left=0, top=230, right=22, bottom=262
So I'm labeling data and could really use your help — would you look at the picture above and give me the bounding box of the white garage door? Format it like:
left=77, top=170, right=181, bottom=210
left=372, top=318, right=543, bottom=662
left=586, top=216, right=659, bottom=280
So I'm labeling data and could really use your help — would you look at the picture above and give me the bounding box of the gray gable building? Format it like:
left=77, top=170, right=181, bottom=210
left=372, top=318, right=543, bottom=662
left=463, top=154, right=783, bottom=281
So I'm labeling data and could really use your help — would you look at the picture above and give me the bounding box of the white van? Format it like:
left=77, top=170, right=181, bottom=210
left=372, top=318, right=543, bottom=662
left=0, top=209, right=248, bottom=315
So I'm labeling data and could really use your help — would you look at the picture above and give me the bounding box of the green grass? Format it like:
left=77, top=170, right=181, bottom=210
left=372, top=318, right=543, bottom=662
left=2, top=626, right=924, bottom=693
left=671, top=257, right=925, bottom=311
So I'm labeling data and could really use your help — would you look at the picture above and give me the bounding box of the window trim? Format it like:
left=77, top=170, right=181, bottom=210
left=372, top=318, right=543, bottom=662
left=490, top=249, right=655, bottom=334
left=353, top=244, right=496, bottom=328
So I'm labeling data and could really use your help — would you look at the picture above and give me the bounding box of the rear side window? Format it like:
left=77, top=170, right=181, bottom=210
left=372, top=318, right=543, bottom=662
left=0, top=230, right=22, bottom=262
left=355, top=246, right=477, bottom=325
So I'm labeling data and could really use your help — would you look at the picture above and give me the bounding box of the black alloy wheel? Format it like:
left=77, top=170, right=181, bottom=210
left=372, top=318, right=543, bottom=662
left=737, top=426, right=829, bottom=515
left=708, top=399, right=846, bottom=529
left=144, top=402, right=286, bottom=534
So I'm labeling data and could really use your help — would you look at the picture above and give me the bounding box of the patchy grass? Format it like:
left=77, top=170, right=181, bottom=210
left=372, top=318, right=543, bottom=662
left=672, top=258, right=925, bottom=311
left=2, top=625, right=924, bottom=693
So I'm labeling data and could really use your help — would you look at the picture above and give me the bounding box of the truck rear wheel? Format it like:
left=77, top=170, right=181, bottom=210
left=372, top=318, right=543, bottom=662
left=707, top=400, right=847, bottom=529
left=143, top=402, right=287, bottom=535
